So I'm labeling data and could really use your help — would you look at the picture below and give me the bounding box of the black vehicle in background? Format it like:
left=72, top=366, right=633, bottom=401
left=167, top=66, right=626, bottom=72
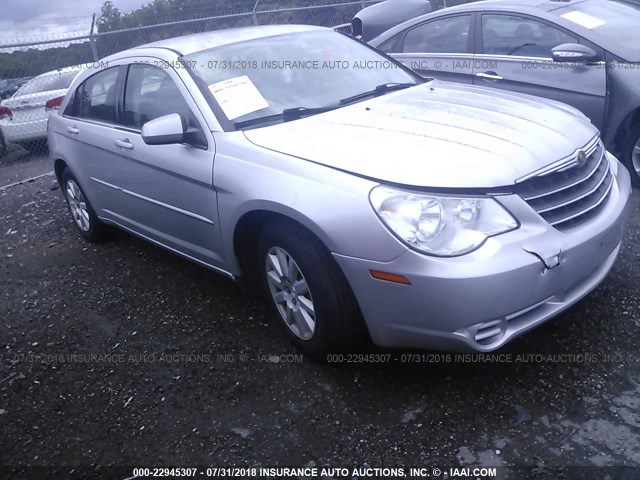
left=352, top=0, right=434, bottom=41
left=0, top=77, right=32, bottom=100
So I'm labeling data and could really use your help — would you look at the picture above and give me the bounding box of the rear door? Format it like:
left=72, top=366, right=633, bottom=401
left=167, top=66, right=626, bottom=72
left=387, top=13, right=476, bottom=83
left=59, top=66, right=128, bottom=216
left=473, top=13, right=607, bottom=130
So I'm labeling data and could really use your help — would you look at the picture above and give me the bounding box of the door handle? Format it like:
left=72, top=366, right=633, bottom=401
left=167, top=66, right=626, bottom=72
left=67, top=126, right=79, bottom=134
left=475, top=71, right=503, bottom=81
left=114, top=139, right=134, bottom=150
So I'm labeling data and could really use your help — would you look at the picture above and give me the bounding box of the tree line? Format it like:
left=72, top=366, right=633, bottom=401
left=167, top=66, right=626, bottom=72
left=0, top=0, right=357, bottom=79
left=0, top=0, right=463, bottom=80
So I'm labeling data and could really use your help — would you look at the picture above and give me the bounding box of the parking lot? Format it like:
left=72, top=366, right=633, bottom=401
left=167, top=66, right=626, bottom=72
left=0, top=153, right=639, bottom=473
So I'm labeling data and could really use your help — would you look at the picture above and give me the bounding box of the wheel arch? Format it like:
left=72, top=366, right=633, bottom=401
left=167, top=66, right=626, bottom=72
left=613, top=106, right=640, bottom=155
left=232, top=207, right=371, bottom=351
left=232, top=207, right=337, bottom=292
left=53, top=158, right=68, bottom=186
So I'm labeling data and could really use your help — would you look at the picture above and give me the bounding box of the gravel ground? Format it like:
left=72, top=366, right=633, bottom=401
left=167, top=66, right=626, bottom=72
left=0, top=146, right=50, bottom=186
left=1, top=157, right=640, bottom=476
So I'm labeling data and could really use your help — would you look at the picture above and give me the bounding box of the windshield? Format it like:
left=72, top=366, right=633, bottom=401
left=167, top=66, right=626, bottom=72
left=15, top=70, right=79, bottom=96
left=555, top=0, right=640, bottom=56
left=184, top=30, right=421, bottom=128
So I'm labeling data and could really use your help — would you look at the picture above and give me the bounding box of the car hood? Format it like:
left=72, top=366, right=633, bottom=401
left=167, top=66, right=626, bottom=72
left=243, top=80, right=598, bottom=189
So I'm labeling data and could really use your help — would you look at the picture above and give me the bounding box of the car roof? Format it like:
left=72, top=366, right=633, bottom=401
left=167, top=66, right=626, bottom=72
left=33, top=65, right=84, bottom=79
left=442, top=0, right=590, bottom=12
left=12, top=65, right=84, bottom=94
left=135, top=24, right=328, bottom=56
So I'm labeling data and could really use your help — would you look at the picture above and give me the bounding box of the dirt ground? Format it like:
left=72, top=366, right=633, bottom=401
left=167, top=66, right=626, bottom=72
left=1, top=155, right=640, bottom=478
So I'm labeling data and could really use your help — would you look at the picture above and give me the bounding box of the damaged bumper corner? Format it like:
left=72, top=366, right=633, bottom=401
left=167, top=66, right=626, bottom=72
left=333, top=161, right=632, bottom=352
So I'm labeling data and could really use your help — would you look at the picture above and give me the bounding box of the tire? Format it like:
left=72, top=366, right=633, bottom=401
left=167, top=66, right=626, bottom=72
left=621, top=123, right=640, bottom=187
left=61, top=168, right=110, bottom=242
left=258, top=221, right=367, bottom=360
left=0, top=129, right=6, bottom=160
left=20, top=139, right=48, bottom=156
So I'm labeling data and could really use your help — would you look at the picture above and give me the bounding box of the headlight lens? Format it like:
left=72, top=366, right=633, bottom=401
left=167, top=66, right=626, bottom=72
left=370, top=186, right=518, bottom=256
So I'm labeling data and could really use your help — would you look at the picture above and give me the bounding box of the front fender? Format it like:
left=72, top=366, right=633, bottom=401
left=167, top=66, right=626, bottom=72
left=213, top=133, right=408, bottom=275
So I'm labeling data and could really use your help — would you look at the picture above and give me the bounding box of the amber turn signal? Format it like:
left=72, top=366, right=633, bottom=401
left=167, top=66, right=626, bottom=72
left=369, top=270, right=411, bottom=285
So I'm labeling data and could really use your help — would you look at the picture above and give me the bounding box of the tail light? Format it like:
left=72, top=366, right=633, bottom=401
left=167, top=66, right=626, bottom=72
left=45, top=96, right=65, bottom=111
left=0, top=105, right=11, bottom=119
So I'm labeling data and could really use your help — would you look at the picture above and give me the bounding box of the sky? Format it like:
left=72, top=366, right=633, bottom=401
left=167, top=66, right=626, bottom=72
left=0, top=0, right=145, bottom=43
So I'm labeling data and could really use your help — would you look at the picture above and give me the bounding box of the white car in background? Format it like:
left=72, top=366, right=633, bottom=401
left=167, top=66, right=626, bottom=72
left=0, top=65, right=83, bottom=152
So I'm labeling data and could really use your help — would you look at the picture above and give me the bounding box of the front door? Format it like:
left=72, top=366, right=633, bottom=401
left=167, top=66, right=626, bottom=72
left=111, top=63, right=224, bottom=268
left=473, top=13, right=607, bottom=131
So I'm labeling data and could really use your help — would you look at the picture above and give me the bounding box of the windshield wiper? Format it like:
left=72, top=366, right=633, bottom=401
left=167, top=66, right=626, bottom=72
left=338, top=82, right=419, bottom=106
left=234, top=105, right=338, bottom=129
left=281, top=106, right=338, bottom=119
left=234, top=82, right=421, bottom=129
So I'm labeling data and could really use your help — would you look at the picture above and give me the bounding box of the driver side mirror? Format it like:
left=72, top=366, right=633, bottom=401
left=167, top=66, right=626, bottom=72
left=141, top=113, right=185, bottom=146
left=551, top=43, right=599, bottom=63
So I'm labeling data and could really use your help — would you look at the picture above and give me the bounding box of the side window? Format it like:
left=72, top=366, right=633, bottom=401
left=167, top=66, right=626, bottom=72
left=78, top=67, right=119, bottom=123
left=482, top=15, right=578, bottom=58
left=123, top=65, right=199, bottom=131
left=402, top=15, right=472, bottom=54
left=376, top=33, right=403, bottom=54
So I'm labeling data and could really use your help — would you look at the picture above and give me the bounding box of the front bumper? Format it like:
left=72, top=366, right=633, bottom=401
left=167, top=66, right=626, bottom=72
left=334, top=158, right=632, bottom=352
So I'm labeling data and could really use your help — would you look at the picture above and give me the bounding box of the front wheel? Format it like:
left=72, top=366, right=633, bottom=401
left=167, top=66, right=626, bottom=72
left=621, top=123, right=640, bottom=187
left=62, top=168, right=110, bottom=242
left=258, top=221, right=367, bottom=359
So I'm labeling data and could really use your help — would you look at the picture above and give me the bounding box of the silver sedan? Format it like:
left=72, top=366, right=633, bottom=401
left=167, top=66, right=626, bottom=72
left=48, top=25, right=631, bottom=358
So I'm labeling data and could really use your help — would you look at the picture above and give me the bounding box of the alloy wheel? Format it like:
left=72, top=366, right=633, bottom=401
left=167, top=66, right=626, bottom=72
left=66, top=180, right=90, bottom=232
left=265, top=246, right=316, bottom=340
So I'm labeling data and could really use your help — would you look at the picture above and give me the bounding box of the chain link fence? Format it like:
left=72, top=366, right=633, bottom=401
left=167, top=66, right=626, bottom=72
left=0, top=30, right=94, bottom=162
left=1, top=0, right=392, bottom=162
left=0, top=0, right=484, bottom=164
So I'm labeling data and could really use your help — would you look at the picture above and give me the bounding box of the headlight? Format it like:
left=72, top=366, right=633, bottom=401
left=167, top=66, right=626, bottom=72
left=370, top=186, right=518, bottom=256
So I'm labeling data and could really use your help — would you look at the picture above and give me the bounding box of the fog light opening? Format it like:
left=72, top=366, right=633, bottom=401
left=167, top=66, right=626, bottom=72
left=472, top=319, right=506, bottom=346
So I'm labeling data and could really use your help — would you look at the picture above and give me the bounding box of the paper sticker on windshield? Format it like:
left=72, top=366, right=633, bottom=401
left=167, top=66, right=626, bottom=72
left=560, top=11, right=606, bottom=29
left=208, top=75, right=269, bottom=120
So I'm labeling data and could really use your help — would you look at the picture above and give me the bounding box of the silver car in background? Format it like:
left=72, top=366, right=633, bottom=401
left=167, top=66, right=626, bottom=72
left=367, top=0, right=640, bottom=185
left=48, top=25, right=631, bottom=358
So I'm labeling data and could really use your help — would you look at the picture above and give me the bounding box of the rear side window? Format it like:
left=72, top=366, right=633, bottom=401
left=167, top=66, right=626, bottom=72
left=376, top=33, right=403, bottom=54
left=402, top=15, right=472, bottom=54
left=16, top=70, right=78, bottom=96
left=123, top=65, right=198, bottom=130
left=482, top=14, right=578, bottom=58
left=78, top=68, right=119, bottom=123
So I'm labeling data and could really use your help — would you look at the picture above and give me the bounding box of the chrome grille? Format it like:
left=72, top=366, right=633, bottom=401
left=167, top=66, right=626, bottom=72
left=516, top=138, right=613, bottom=230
